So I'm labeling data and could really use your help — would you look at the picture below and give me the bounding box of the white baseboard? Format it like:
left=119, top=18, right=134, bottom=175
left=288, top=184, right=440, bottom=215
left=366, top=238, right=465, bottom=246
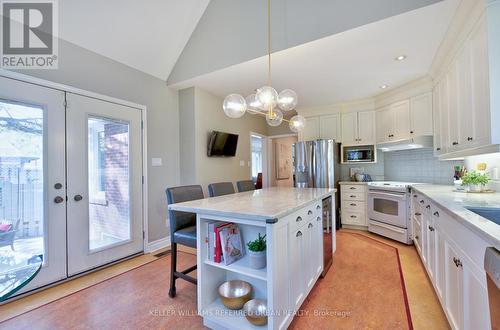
left=145, top=236, right=171, bottom=253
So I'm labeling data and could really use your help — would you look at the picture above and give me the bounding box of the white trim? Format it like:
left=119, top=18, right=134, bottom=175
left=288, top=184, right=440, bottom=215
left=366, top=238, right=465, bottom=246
left=267, top=133, right=298, bottom=138
left=145, top=236, right=171, bottom=253
left=0, top=69, right=149, bottom=253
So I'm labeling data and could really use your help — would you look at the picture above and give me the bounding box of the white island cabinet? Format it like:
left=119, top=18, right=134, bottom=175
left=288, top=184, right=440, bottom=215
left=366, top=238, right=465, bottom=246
left=168, top=187, right=336, bottom=330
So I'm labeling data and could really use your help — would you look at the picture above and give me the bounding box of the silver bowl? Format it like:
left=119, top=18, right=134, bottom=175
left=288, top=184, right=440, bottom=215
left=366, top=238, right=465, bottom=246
left=218, top=280, right=252, bottom=310
left=243, top=299, right=268, bottom=326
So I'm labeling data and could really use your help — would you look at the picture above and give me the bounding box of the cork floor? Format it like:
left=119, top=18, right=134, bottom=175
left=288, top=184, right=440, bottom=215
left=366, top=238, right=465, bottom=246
left=0, top=230, right=449, bottom=329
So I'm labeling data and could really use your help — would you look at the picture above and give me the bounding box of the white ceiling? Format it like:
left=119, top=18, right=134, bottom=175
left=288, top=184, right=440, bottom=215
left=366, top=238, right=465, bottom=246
left=168, top=0, right=459, bottom=108
left=59, top=0, right=209, bottom=80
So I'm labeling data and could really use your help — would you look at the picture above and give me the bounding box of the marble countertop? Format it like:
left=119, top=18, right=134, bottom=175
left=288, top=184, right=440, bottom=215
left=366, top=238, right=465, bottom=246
left=168, top=187, right=336, bottom=222
left=412, top=184, right=500, bottom=248
left=339, top=181, right=368, bottom=185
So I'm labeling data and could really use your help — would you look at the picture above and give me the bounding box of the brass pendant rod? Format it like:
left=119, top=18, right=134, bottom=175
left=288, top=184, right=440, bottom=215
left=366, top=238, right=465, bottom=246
left=267, top=0, right=272, bottom=117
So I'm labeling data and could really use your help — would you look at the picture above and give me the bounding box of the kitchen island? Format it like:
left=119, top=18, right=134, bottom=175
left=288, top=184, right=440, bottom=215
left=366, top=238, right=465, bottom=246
left=168, top=187, right=336, bottom=330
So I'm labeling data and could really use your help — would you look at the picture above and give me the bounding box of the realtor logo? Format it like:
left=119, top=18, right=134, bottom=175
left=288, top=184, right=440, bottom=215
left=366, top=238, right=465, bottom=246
left=1, top=0, right=58, bottom=69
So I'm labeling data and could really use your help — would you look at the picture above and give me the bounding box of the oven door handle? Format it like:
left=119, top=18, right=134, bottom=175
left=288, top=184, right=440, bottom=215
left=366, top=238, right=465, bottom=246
left=369, top=191, right=406, bottom=200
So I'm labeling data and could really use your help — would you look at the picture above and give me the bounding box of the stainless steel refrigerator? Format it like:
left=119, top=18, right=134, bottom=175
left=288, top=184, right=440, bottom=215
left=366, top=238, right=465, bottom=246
left=292, top=139, right=340, bottom=277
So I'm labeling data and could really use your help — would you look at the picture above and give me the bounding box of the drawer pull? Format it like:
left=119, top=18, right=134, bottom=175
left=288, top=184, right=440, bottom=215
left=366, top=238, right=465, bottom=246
left=428, top=226, right=435, bottom=232
left=308, top=210, right=313, bottom=215
left=426, top=205, right=431, bottom=209
left=350, top=215, right=357, bottom=219
left=296, top=216, right=302, bottom=223
left=317, top=216, right=321, bottom=221
left=415, top=212, right=421, bottom=216
left=350, top=187, right=356, bottom=190
left=296, top=231, right=303, bottom=237
left=316, top=205, right=321, bottom=210
left=350, top=203, right=357, bottom=206
left=350, top=195, right=356, bottom=198
left=308, top=223, right=313, bottom=229
left=433, top=211, right=440, bottom=217
left=420, top=200, right=425, bottom=204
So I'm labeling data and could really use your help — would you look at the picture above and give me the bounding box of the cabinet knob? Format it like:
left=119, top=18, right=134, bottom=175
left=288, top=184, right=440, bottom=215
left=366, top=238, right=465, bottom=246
left=308, top=223, right=313, bottom=229
left=436, top=147, right=441, bottom=151
left=433, top=211, right=440, bottom=217
left=428, top=225, right=435, bottom=232
left=296, top=216, right=302, bottom=223
left=467, top=137, right=473, bottom=141
left=54, top=196, right=64, bottom=204
left=415, top=235, right=419, bottom=240
left=54, top=183, right=63, bottom=190
left=426, top=205, right=431, bottom=209
left=413, top=195, right=417, bottom=198
left=74, top=194, right=83, bottom=202
left=296, top=231, right=303, bottom=237
left=410, top=130, right=414, bottom=134
left=452, top=141, right=459, bottom=146
left=453, top=257, right=463, bottom=268
left=420, top=200, right=425, bottom=204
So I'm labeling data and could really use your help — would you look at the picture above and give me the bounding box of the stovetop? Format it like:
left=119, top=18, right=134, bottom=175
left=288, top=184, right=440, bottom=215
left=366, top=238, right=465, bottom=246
left=367, top=181, right=422, bottom=192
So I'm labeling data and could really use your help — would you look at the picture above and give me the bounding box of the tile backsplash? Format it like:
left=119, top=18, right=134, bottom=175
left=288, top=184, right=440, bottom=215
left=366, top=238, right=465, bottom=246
left=384, top=148, right=462, bottom=185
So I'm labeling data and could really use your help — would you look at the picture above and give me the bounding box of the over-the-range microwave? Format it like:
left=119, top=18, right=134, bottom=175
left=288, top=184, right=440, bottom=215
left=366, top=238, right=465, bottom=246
left=341, top=144, right=376, bottom=163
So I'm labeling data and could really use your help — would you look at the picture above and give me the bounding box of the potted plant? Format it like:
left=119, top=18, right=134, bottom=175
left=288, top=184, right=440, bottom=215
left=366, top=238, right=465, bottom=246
left=461, top=171, right=490, bottom=192
left=247, top=233, right=266, bottom=269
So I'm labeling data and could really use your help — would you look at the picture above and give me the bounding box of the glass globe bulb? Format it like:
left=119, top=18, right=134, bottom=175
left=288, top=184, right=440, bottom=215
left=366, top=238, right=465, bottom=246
left=223, top=94, right=247, bottom=118
left=278, top=89, right=298, bottom=111
left=266, top=109, right=283, bottom=127
left=289, top=114, right=306, bottom=132
left=256, top=86, right=278, bottom=111
left=245, top=94, right=264, bottom=115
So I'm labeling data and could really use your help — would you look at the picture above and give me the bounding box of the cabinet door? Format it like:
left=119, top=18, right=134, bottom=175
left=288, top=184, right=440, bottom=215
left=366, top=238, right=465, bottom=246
left=392, top=100, right=411, bottom=140
left=457, top=42, right=474, bottom=148
left=444, top=240, right=463, bottom=330
left=426, top=209, right=436, bottom=283
left=319, top=114, right=341, bottom=142
left=305, top=222, right=315, bottom=290
left=433, top=84, right=443, bottom=155
left=469, top=17, right=491, bottom=147
left=447, top=62, right=460, bottom=149
left=439, top=76, right=450, bottom=152
left=420, top=206, right=428, bottom=267
left=410, top=93, right=433, bottom=136
left=436, top=228, right=445, bottom=301
left=341, top=112, right=358, bottom=145
left=357, top=111, right=376, bottom=144
left=315, top=215, right=324, bottom=278
left=462, top=260, right=490, bottom=330
left=376, top=106, right=392, bottom=143
left=289, top=228, right=305, bottom=311
left=300, top=117, right=320, bottom=141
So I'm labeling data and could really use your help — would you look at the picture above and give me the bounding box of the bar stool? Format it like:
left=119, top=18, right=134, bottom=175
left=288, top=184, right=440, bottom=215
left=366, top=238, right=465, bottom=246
left=236, top=180, right=256, bottom=192
left=165, top=185, right=204, bottom=298
left=208, top=182, right=235, bottom=197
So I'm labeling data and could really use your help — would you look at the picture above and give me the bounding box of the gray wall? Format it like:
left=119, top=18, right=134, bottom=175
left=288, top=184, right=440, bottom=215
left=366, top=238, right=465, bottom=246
left=168, top=0, right=442, bottom=84
left=11, top=39, right=180, bottom=243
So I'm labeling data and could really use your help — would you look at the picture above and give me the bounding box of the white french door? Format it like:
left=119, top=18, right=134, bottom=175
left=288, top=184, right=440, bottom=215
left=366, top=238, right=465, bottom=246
left=0, top=76, right=67, bottom=289
left=0, top=75, right=144, bottom=295
left=66, top=93, right=143, bottom=276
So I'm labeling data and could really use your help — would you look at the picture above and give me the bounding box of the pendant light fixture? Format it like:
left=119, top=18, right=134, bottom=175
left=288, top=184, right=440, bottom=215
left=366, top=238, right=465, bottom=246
left=222, top=0, right=305, bottom=133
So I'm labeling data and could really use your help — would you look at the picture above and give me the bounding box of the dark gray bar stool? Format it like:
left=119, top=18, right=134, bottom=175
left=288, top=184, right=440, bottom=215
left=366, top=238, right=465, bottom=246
left=208, top=182, right=235, bottom=197
left=236, top=180, right=256, bottom=192
left=166, top=185, right=204, bottom=298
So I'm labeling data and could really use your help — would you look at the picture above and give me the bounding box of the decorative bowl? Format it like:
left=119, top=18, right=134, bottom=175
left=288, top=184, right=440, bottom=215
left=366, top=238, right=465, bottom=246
left=243, top=299, right=268, bottom=326
left=218, top=280, right=252, bottom=310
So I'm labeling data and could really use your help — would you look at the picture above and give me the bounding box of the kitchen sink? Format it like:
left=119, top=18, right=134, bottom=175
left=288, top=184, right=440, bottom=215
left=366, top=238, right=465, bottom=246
left=465, top=207, right=500, bottom=225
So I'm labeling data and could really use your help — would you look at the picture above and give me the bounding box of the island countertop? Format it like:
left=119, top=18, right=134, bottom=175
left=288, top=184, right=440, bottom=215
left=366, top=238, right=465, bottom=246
left=168, top=187, right=336, bottom=222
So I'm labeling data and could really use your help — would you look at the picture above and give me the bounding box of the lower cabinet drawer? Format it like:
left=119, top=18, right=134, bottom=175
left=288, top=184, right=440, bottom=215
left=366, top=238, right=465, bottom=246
left=342, top=192, right=366, bottom=201
left=341, top=210, right=366, bottom=226
left=342, top=200, right=366, bottom=212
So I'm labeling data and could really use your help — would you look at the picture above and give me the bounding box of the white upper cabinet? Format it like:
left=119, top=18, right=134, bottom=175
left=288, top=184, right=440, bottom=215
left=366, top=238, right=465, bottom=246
left=410, top=93, right=433, bottom=136
left=433, top=8, right=499, bottom=158
left=376, top=95, right=432, bottom=144
left=342, top=111, right=375, bottom=146
left=319, top=113, right=342, bottom=142
left=299, top=117, right=320, bottom=141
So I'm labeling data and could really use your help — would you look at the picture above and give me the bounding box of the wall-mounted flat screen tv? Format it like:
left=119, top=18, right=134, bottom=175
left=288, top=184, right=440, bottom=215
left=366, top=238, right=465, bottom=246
left=207, top=131, right=239, bottom=157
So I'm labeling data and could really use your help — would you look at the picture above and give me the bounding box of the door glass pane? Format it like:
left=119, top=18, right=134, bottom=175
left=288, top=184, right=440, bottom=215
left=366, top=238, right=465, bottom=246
left=373, top=198, right=399, bottom=216
left=0, top=100, right=44, bottom=287
left=88, top=117, right=130, bottom=251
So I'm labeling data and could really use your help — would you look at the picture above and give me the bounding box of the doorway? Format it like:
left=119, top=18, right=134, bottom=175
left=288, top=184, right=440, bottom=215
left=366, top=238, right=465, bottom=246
left=0, top=75, right=144, bottom=296
left=250, top=132, right=268, bottom=188
left=268, top=135, right=298, bottom=187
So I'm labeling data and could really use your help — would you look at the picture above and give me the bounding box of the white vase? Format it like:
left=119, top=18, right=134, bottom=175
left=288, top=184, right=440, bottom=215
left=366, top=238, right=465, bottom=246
left=248, top=250, right=266, bottom=269
left=468, top=184, right=483, bottom=192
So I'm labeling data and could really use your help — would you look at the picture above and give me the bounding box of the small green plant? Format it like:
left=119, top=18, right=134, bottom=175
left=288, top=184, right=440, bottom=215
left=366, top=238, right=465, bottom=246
left=247, top=233, right=266, bottom=252
left=461, top=171, right=490, bottom=186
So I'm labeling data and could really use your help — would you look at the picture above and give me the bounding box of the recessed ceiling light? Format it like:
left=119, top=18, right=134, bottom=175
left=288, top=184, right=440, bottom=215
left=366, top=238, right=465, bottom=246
left=380, top=84, right=388, bottom=89
left=395, top=55, right=407, bottom=61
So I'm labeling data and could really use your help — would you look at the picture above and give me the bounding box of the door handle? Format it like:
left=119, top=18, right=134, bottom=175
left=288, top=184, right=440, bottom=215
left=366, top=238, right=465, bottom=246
left=415, top=212, right=421, bottom=216
left=54, top=196, right=64, bottom=204
left=308, top=223, right=313, bottom=229
left=74, top=194, right=83, bottom=202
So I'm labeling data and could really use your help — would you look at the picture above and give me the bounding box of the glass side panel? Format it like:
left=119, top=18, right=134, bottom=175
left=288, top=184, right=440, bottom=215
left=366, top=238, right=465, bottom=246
left=88, top=116, right=130, bottom=251
left=0, top=100, right=44, bottom=292
left=373, top=198, right=399, bottom=216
